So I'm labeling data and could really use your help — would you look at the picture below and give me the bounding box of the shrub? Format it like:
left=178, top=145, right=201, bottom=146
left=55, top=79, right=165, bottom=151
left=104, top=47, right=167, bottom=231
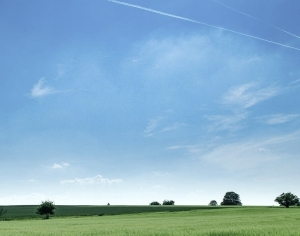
left=150, top=201, right=161, bottom=205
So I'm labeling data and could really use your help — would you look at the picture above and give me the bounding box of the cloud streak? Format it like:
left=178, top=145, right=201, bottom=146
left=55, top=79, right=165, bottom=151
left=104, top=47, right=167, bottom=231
left=61, top=175, right=123, bottom=185
left=106, top=0, right=300, bottom=51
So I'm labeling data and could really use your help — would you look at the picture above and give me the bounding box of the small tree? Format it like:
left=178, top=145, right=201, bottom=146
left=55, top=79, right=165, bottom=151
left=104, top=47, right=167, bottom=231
left=275, top=192, right=299, bottom=208
left=150, top=201, right=161, bottom=205
left=209, top=200, right=218, bottom=206
left=221, top=192, right=242, bottom=206
left=36, top=200, right=56, bottom=219
left=162, top=200, right=175, bottom=205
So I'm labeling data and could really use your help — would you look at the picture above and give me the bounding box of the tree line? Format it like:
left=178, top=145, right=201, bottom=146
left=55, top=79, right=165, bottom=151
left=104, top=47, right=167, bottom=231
left=209, top=191, right=300, bottom=208
left=1, top=192, right=299, bottom=220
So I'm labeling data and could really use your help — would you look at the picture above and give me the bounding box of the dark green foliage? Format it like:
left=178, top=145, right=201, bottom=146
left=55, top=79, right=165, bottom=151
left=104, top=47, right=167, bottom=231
left=163, top=200, right=175, bottom=205
left=275, top=192, right=299, bottom=208
left=150, top=201, right=161, bottom=205
left=36, top=200, right=56, bottom=219
left=221, top=192, right=242, bottom=206
left=209, top=200, right=218, bottom=206
left=0, top=207, right=7, bottom=217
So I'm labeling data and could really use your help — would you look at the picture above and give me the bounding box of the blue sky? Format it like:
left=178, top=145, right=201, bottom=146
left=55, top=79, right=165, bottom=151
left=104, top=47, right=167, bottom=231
left=1, top=0, right=300, bottom=205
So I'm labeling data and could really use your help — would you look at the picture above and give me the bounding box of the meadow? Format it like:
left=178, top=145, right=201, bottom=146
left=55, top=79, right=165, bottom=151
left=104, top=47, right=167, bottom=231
left=0, top=206, right=299, bottom=235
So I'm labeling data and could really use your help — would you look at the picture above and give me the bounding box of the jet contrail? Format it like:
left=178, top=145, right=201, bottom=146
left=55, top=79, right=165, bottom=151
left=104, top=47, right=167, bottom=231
left=213, top=0, right=300, bottom=40
left=106, top=0, right=300, bottom=51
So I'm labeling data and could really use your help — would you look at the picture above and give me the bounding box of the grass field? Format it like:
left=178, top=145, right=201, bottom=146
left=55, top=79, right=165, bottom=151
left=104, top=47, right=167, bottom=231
left=0, top=206, right=299, bottom=235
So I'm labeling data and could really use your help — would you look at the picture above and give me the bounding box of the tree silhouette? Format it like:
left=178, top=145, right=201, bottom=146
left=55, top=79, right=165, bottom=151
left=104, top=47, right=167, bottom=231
left=275, top=192, right=299, bottom=208
left=209, top=200, right=218, bottom=206
left=36, top=200, right=56, bottom=219
left=221, top=192, right=242, bottom=206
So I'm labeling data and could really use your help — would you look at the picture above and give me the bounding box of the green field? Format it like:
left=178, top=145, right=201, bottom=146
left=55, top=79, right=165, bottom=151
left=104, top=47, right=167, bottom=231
left=0, top=206, right=299, bottom=235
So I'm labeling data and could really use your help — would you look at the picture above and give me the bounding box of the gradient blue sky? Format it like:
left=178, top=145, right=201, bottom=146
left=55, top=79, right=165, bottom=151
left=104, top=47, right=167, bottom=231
left=1, top=0, right=300, bottom=205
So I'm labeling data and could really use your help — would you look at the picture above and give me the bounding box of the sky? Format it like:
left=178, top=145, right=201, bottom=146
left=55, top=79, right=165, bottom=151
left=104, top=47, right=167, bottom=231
left=1, top=0, right=300, bottom=206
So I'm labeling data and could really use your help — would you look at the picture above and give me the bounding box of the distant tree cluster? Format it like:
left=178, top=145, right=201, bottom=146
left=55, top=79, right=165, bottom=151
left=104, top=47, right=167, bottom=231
left=163, top=200, right=175, bottom=205
left=149, top=200, right=175, bottom=206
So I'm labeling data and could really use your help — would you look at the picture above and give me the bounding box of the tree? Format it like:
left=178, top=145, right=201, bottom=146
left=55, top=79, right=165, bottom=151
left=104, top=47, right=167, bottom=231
left=275, top=192, right=299, bottom=208
left=162, top=200, right=175, bottom=205
left=221, top=192, right=242, bottom=206
left=36, top=200, right=56, bottom=219
left=209, top=200, right=218, bottom=206
left=150, top=201, right=161, bottom=205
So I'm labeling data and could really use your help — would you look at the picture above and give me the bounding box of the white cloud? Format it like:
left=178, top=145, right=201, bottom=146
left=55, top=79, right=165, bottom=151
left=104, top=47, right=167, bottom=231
left=258, top=114, right=299, bottom=125
left=51, top=162, right=70, bottom=169
left=61, top=175, right=123, bottom=185
left=30, top=78, right=57, bottom=98
left=223, top=83, right=279, bottom=109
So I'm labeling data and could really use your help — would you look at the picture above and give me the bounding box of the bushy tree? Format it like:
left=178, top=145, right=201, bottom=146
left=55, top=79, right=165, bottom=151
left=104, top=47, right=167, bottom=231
left=221, top=192, right=242, bottom=206
left=162, top=200, right=175, bottom=205
left=150, top=201, right=161, bottom=205
left=36, top=200, right=56, bottom=219
left=209, top=200, right=218, bottom=206
left=275, top=192, right=299, bottom=208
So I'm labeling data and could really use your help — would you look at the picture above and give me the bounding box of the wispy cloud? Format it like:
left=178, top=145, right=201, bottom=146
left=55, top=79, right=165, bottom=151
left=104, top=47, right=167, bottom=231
left=51, top=162, right=70, bottom=169
left=144, top=117, right=184, bottom=137
left=196, top=131, right=300, bottom=171
left=144, top=117, right=163, bottom=137
left=291, top=79, right=300, bottom=84
left=30, top=78, right=57, bottom=98
left=204, top=112, right=248, bottom=132
left=61, top=175, right=123, bottom=185
left=223, top=83, right=279, bottom=109
left=258, top=114, right=299, bottom=125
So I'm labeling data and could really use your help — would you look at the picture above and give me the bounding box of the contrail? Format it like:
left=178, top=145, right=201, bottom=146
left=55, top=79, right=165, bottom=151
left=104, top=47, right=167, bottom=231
left=213, top=0, right=300, bottom=40
left=106, top=0, right=300, bottom=51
